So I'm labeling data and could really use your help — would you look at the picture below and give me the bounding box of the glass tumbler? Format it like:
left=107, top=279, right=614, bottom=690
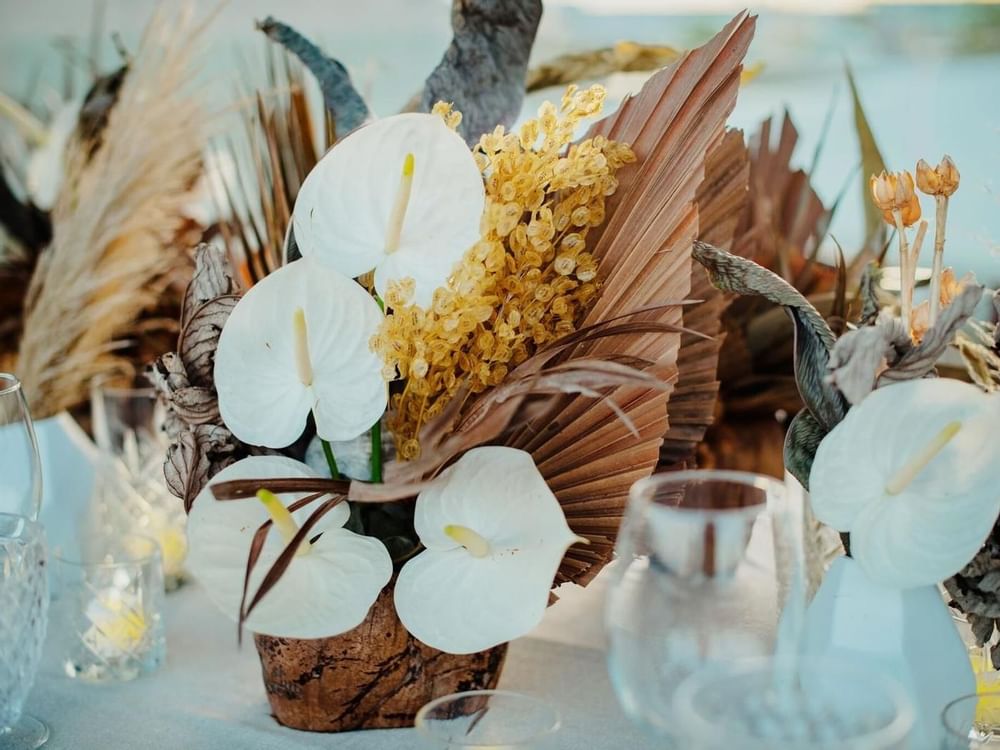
left=941, top=692, right=1000, bottom=749
left=672, top=656, right=915, bottom=749
left=90, top=377, right=187, bottom=589
left=415, top=690, right=561, bottom=749
left=606, top=470, right=805, bottom=744
left=51, top=533, right=166, bottom=682
left=0, top=513, right=49, bottom=748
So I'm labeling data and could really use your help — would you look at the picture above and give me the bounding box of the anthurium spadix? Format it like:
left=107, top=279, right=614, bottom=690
left=214, top=257, right=386, bottom=448
left=810, top=378, right=1000, bottom=589
left=291, top=113, right=485, bottom=307
left=394, top=446, right=585, bottom=654
left=186, top=456, right=392, bottom=638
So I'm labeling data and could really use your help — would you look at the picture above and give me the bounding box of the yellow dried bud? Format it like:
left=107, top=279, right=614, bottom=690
left=870, top=170, right=921, bottom=227
left=915, top=155, right=959, bottom=197
left=870, top=171, right=896, bottom=211
left=554, top=255, right=576, bottom=276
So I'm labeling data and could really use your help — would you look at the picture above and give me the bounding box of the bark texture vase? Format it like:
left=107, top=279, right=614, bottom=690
left=254, top=586, right=508, bottom=732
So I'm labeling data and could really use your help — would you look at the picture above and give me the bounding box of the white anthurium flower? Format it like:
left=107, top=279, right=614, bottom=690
left=291, top=112, right=485, bottom=307
left=214, top=257, right=386, bottom=449
left=810, top=378, right=1000, bottom=589
left=187, top=455, right=392, bottom=638
left=394, top=446, right=585, bottom=654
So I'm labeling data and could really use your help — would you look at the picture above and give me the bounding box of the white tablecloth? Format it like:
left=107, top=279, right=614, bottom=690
left=23, top=569, right=659, bottom=749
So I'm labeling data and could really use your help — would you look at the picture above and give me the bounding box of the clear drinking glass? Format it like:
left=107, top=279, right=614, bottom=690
left=941, top=692, right=1000, bottom=748
left=672, top=656, right=914, bottom=749
left=606, top=470, right=805, bottom=744
left=0, top=513, right=49, bottom=749
left=415, top=690, right=561, bottom=749
left=0, top=373, right=43, bottom=520
left=51, top=533, right=166, bottom=682
left=90, top=377, right=187, bottom=589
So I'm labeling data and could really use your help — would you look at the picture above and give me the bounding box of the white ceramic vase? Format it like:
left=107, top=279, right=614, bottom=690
left=803, top=556, right=974, bottom=749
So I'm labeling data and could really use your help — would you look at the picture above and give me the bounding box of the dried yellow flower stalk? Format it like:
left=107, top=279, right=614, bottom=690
left=373, top=85, right=634, bottom=457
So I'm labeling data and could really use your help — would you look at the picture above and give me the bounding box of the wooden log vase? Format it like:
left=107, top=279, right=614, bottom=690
left=253, top=584, right=508, bottom=732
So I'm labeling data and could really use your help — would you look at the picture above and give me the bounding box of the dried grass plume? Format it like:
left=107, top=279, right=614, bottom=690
left=15, top=4, right=212, bottom=417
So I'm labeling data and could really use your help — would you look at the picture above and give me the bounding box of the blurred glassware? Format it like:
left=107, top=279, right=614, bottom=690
left=942, top=692, right=1000, bottom=749
left=0, top=373, right=43, bottom=521
left=0, top=513, right=49, bottom=749
left=672, top=655, right=914, bottom=750
left=606, top=469, right=806, bottom=744
left=415, top=690, right=561, bottom=749
left=90, top=376, right=186, bottom=589
left=51, top=533, right=165, bottom=683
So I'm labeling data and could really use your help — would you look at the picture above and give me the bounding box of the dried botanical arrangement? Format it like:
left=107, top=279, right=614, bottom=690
left=153, top=11, right=757, bottom=731
left=693, top=152, right=1000, bottom=663
left=3, top=5, right=212, bottom=417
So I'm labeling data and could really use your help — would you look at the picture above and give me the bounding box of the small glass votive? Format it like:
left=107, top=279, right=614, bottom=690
left=672, top=656, right=914, bottom=750
left=941, top=692, right=1000, bottom=749
left=51, top=534, right=165, bottom=682
left=415, top=690, right=561, bottom=749
left=90, top=376, right=187, bottom=590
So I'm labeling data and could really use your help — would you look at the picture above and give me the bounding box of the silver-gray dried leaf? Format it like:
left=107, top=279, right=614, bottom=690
left=165, top=431, right=209, bottom=512
left=880, top=282, right=984, bottom=384
left=257, top=17, right=370, bottom=136
left=182, top=243, right=237, bottom=327
left=170, top=386, right=220, bottom=425
left=828, top=314, right=909, bottom=405
left=693, top=241, right=848, bottom=431
left=179, top=295, right=239, bottom=388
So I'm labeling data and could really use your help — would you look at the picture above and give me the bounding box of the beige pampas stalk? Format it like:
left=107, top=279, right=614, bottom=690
left=16, top=4, right=211, bottom=418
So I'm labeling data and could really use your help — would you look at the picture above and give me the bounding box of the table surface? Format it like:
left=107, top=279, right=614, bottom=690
left=23, top=567, right=660, bottom=749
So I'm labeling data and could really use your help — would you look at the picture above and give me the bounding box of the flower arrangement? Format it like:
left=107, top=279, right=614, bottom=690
left=152, top=10, right=758, bottom=732
left=694, top=149, right=1000, bottom=674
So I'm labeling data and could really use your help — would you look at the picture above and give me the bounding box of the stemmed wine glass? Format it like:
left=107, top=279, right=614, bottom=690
left=0, top=373, right=49, bottom=748
left=0, top=373, right=43, bottom=520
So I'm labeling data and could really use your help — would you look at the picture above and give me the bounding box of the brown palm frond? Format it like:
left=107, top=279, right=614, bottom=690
left=506, top=12, right=756, bottom=586
left=659, top=128, right=748, bottom=470
left=16, top=4, right=211, bottom=417
left=218, top=47, right=327, bottom=281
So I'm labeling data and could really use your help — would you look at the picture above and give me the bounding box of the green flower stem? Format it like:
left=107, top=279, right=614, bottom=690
left=321, top=439, right=340, bottom=479
left=371, top=294, right=385, bottom=485
left=370, top=419, right=383, bottom=484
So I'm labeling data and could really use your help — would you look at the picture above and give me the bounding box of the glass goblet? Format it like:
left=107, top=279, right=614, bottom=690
left=0, top=373, right=43, bottom=520
left=941, top=691, right=1000, bottom=749
left=606, top=469, right=805, bottom=744
left=0, top=513, right=49, bottom=748
left=415, top=690, right=561, bottom=749
left=90, top=377, right=187, bottom=589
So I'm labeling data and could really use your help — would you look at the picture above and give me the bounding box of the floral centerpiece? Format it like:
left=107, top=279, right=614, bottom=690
left=152, top=12, right=757, bottom=732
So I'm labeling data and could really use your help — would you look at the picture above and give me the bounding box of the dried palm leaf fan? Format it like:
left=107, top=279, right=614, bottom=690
left=660, top=128, right=749, bottom=471
left=501, top=13, right=756, bottom=586
left=14, top=4, right=210, bottom=418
